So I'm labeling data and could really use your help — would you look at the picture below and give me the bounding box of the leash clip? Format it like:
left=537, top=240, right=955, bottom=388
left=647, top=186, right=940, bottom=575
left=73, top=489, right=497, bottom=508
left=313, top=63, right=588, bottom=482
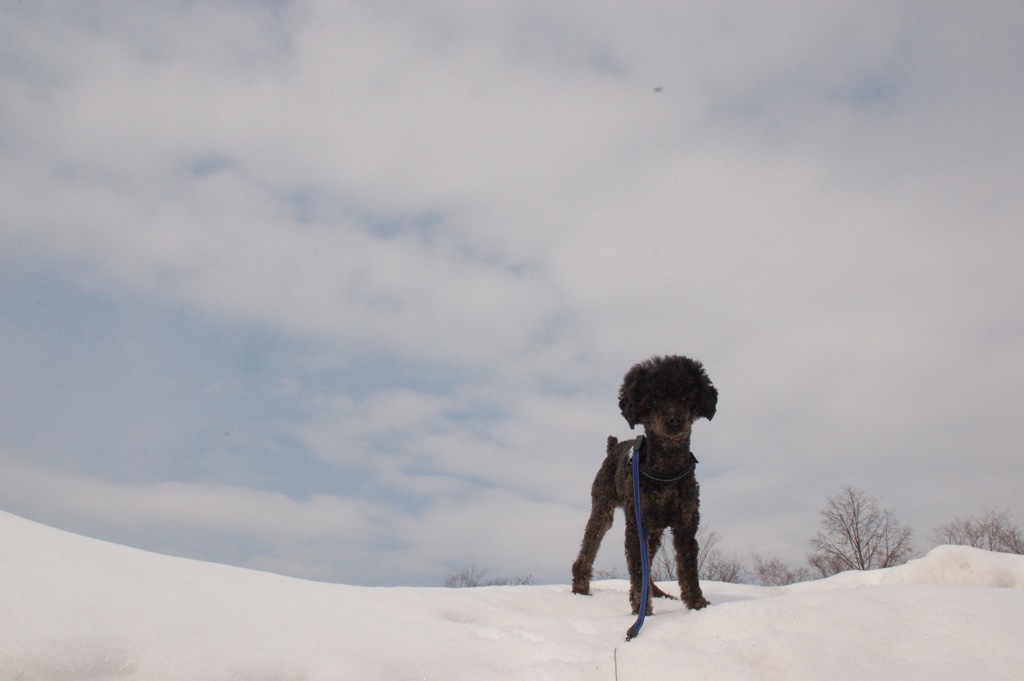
left=628, top=435, right=645, bottom=463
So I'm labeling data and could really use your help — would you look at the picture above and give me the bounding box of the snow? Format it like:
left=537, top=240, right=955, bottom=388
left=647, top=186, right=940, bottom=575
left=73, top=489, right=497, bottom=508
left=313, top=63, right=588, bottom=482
left=2, top=511, right=1023, bottom=680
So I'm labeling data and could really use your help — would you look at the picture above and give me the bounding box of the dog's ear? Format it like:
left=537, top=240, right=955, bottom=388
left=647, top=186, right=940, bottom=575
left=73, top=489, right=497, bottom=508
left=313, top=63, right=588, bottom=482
left=618, top=392, right=640, bottom=429
left=696, top=381, right=718, bottom=421
left=618, top=388, right=639, bottom=430
left=618, top=362, right=651, bottom=430
left=690, top=359, right=718, bottom=421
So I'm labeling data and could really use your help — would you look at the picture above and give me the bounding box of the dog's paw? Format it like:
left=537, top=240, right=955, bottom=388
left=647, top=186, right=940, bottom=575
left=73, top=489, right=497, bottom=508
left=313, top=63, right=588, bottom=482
left=686, top=595, right=710, bottom=610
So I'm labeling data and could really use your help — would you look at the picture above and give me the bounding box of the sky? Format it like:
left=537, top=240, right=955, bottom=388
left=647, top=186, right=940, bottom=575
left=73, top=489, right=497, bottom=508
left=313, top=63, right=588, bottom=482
left=1, top=1, right=1022, bottom=586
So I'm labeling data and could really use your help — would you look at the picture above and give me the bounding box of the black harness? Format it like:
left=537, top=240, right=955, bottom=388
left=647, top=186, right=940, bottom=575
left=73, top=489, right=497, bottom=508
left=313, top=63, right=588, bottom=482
left=631, top=436, right=699, bottom=483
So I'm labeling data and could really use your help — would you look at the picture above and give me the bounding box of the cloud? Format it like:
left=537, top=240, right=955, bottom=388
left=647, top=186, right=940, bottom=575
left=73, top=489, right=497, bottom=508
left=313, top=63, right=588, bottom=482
left=1, top=1, right=1023, bottom=584
left=0, top=451, right=587, bottom=585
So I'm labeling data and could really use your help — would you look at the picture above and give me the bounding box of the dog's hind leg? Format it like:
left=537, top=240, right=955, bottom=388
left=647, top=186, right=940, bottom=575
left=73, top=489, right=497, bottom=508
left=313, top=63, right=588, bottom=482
left=572, top=439, right=620, bottom=596
left=571, top=501, right=614, bottom=595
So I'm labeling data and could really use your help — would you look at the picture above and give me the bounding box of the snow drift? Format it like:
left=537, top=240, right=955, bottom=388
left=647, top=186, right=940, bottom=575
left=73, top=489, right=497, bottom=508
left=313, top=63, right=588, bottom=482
left=2, top=510, right=1022, bottom=680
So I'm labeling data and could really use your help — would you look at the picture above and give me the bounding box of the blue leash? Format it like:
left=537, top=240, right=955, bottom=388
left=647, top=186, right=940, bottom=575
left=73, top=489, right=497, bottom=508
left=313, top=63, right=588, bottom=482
left=625, top=435, right=649, bottom=641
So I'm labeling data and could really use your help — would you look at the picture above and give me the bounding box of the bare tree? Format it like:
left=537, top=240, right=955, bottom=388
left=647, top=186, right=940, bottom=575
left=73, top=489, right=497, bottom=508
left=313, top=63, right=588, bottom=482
left=445, top=563, right=487, bottom=588
left=487, top=574, right=534, bottom=586
left=650, top=538, right=676, bottom=582
left=695, top=527, right=725, bottom=579
left=651, top=527, right=747, bottom=583
left=806, top=551, right=848, bottom=579
left=807, top=486, right=916, bottom=577
left=701, top=549, right=747, bottom=583
left=592, top=566, right=626, bottom=580
left=750, top=553, right=814, bottom=586
left=932, top=509, right=1024, bottom=554
left=444, top=563, right=533, bottom=587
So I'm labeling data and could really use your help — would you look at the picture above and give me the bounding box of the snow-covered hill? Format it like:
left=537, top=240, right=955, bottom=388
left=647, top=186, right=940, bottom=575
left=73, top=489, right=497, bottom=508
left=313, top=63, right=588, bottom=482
left=2, top=510, right=1023, bottom=680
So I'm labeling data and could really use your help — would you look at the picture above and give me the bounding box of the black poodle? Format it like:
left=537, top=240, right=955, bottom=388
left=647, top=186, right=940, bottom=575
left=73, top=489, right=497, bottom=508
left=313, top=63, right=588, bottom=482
left=571, top=355, right=717, bottom=614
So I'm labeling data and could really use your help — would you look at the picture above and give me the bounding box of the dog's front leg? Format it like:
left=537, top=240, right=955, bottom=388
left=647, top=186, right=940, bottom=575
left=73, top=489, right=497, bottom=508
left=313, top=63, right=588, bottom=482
left=624, top=512, right=655, bottom=616
left=672, top=524, right=710, bottom=610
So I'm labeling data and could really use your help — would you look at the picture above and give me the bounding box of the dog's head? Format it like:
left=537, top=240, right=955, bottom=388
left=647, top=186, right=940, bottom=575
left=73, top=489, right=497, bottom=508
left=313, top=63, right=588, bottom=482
left=618, top=355, right=717, bottom=437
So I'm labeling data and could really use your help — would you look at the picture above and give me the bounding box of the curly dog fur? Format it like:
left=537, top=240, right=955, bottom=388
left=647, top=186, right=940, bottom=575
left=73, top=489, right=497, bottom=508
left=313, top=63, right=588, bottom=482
left=571, top=355, right=718, bottom=614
